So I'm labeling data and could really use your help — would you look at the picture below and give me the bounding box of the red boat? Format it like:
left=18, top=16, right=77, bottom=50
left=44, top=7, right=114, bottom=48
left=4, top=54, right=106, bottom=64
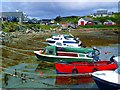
left=55, top=59, right=118, bottom=74
left=55, top=75, right=94, bottom=85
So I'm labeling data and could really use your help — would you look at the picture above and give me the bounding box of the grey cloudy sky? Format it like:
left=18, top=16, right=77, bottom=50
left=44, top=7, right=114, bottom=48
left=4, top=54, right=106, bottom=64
left=1, top=1, right=119, bottom=19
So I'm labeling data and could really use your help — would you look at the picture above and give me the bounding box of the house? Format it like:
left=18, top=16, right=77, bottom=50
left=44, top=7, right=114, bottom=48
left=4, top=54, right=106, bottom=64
left=91, top=9, right=113, bottom=18
left=78, top=18, right=92, bottom=26
left=40, top=19, right=54, bottom=25
left=86, top=21, right=94, bottom=26
left=40, top=19, right=50, bottom=25
left=0, top=12, right=24, bottom=23
left=61, top=22, right=68, bottom=27
left=103, top=20, right=115, bottom=25
left=49, top=20, right=55, bottom=24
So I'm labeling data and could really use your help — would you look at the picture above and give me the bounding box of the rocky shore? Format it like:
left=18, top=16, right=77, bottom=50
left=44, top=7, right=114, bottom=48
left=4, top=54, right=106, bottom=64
left=1, top=29, right=119, bottom=68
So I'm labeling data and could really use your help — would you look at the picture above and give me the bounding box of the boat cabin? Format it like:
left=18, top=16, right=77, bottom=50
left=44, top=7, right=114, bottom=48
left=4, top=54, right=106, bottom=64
left=46, top=34, right=80, bottom=44
left=42, top=46, right=98, bottom=58
left=49, top=40, right=82, bottom=47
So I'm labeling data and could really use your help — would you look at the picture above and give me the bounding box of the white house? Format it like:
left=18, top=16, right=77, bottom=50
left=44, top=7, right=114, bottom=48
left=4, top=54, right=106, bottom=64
left=78, top=18, right=92, bottom=26
left=91, top=9, right=113, bottom=18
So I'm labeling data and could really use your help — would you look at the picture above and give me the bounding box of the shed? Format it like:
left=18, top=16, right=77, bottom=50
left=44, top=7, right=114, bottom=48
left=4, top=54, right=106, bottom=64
left=78, top=18, right=92, bottom=26
left=103, top=20, right=115, bottom=25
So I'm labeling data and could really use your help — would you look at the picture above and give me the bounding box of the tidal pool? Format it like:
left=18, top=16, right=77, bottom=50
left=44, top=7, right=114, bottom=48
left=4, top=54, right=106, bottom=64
left=1, top=44, right=119, bottom=89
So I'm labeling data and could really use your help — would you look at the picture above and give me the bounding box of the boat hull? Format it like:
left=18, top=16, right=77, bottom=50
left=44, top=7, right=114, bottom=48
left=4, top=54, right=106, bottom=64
left=92, top=75, right=120, bottom=89
left=55, top=61, right=117, bottom=74
left=34, top=51, right=93, bottom=62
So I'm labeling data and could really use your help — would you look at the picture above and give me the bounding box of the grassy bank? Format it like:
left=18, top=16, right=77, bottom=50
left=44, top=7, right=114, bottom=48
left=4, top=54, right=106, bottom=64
left=79, top=25, right=120, bottom=29
left=2, top=22, right=58, bottom=32
left=2, top=22, right=120, bottom=33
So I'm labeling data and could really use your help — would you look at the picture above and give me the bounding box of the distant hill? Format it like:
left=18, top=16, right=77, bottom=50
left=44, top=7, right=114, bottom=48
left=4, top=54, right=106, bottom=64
left=58, top=16, right=80, bottom=23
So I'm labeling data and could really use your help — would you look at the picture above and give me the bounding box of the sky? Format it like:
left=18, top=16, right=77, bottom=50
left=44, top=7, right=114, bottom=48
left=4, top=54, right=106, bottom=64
left=1, top=0, right=119, bottom=19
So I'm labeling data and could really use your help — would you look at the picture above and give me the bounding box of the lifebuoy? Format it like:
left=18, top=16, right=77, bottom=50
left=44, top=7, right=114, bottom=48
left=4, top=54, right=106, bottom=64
left=72, top=68, right=78, bottom=74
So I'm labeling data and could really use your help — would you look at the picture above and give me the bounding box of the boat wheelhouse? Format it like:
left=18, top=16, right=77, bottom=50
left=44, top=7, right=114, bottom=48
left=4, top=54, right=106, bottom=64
left=48, top=40, right=82, bottom=47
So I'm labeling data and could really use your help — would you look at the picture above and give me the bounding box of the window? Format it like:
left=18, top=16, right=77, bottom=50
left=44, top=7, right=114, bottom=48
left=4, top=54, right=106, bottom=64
left=63, top=41, right=76, bottom=43
left=54, top=38, right=59, bottom=40
left=49, top=50, right=53, bottom=54
left=64, top=35, right=73, bottom=39
left=56, top=42, right=62, bottom=46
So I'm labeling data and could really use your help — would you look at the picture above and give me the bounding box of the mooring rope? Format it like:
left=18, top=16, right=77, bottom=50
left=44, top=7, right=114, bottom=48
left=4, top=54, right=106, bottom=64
left=3, top=45, right=34, bottom=52
left=3, top=47, right=35, bottom=57
left=1, top=56, right=21, bottom=63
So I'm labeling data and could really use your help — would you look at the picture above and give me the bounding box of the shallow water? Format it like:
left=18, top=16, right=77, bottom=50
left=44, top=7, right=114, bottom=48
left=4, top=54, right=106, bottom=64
left=1, top=44, right=120, bottom=89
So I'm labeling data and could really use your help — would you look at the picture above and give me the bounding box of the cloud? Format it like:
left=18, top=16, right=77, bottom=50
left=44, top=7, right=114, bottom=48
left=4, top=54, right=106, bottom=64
left=1, top=2, right=118, bottom=19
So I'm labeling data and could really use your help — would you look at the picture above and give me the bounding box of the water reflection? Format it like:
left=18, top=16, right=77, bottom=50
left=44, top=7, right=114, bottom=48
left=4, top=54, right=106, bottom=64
left=55, top=75, right=94, bottom=85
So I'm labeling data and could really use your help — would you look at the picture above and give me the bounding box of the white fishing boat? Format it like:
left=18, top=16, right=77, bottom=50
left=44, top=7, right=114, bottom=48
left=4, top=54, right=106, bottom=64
left=48, top=40, right=82, bottom=47
left=46, top=34, right=82, bottom=47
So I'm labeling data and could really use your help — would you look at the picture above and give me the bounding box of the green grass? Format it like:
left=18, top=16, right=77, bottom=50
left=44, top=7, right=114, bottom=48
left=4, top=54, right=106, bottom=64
left=2, top=22, right=119, bottom=33
left=39, top=24, right=57, bottom=30
left=2, top=22, right=58, bottom=32
left=79, top=25, right=120, bottom=29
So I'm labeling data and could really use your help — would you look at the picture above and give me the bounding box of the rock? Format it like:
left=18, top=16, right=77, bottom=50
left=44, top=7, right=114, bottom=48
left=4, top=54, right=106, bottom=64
left=26, top=29, right=33, bottom=33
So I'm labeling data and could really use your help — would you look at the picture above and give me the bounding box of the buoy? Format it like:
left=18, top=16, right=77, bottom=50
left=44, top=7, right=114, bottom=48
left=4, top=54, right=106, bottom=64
left=39, top=50, right=42, bottom=54
left=104, top=52, right=111, bottom=54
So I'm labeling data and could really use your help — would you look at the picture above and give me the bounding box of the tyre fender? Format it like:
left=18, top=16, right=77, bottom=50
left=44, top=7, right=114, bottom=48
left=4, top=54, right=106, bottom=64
left=72, top=68, right=78, bottom=74
left=92, top=68, right=98, bottom=72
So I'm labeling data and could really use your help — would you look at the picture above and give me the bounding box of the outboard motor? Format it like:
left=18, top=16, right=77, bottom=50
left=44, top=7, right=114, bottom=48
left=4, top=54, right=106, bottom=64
left=110, top=56, right=115, bottom=63
left=92, top=47, right=100, bottom=62
left=93, top=47, right=100, bottom=56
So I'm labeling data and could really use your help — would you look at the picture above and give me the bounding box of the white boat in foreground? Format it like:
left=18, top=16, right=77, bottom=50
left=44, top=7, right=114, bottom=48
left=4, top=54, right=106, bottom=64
left=92, top=67, right=120, bottom=89
left=92, top=56, right=120, bottom=89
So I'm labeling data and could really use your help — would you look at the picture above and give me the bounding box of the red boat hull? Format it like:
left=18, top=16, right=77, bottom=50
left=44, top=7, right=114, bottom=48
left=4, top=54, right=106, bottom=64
left=55, top=61, right=118, bottom=74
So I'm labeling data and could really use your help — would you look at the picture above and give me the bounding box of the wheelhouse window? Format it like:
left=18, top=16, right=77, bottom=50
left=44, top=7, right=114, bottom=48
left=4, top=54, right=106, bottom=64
left=56, top=42, right=62, bottom=46
left=49, top=50, right=53, bottom=54
left=64, top=35, right=73, bottom=39
left=63, top=41, right=76, bottom=43
left=54, top=38, right=59, bottom=40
